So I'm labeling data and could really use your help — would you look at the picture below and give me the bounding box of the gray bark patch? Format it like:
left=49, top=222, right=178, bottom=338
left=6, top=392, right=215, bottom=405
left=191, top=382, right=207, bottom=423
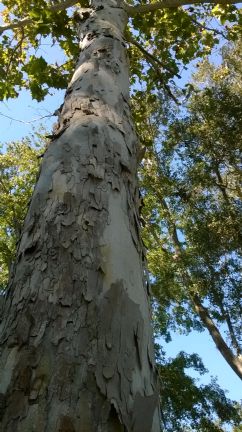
left=96, top=280, right=158, bottom=431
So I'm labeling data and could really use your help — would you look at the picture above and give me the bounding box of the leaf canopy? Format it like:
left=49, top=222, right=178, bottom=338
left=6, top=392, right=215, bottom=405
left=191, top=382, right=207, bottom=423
left=0, top=0, right=241, bottom=100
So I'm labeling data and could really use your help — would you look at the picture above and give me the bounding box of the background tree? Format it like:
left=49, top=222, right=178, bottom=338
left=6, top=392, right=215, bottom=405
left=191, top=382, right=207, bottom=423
left=140, top=39, right=242, bottom=381
left=0, top=135, right=45, bottom=289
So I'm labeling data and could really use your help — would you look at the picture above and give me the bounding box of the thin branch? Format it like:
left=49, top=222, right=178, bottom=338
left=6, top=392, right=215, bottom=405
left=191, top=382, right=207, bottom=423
left=219, top=302, right=241, bottom=356
left=0, top=0, right=81, bottom=34
left=5, top=32, right=25, bottom=77
left=125, top=0, right=241, bottom=16
left=127, top=33, right=178, bottom=77
left=127, top=34, right=179, bottom=103
left=127, top=34, right=165, bottom=69
left=0, top=112, right=53, bottom=124
left=214, top=164, right=231, bottom=202
left=190, top=16, right=229, bottom=39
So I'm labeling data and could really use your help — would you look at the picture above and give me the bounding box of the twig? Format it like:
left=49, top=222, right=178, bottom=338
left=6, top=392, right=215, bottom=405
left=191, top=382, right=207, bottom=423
left=0, top=0, right=81, bottom=34
left=0, top=112, right=53, bottom=124
left=127, top=34, right=180, bottom=103
left=190, top=16, right=229, bottom=39
left=5, top=31, right=26, bottom=77
left=127, top=33, right=179, bottom=77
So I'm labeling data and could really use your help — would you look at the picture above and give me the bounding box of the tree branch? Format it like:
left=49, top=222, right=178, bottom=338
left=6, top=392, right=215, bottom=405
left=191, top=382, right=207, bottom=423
left=190, top=16, right=228, bottom=39
left=0, top=0, right=81, bottom=34
left=127, top=34, right=164, bottom=69
left=127, top=34, right=179, bottom=103
left=192, top=293, right=242, bottom=380
left=221, top=305, right=241, bottom=357
left=125, top=0, right=241, bottom=16
left=0, top=112, right=53, bottom=124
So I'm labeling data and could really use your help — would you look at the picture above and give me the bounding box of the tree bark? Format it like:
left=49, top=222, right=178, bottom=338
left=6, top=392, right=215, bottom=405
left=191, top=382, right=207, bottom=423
left=0, top=2, right=160, bottom=431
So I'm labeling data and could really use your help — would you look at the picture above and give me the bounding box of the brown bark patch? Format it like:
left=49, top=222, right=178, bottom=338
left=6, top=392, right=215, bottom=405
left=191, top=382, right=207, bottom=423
left=58, top=415, right=75, bottom=432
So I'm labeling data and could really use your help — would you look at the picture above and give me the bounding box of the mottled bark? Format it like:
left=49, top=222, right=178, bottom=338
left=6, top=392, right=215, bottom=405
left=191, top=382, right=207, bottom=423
left=0, top=1, right=160, bottom=431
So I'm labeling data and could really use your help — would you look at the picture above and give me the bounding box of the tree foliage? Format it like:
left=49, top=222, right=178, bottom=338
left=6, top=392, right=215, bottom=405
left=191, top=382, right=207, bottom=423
left=158, top=350, right=241, bottom=431
left=134, top=39, right=242, bottom=430
left=0, top=134, right=45, bottom=288
left=140, top=40, right=242, bottom=379
left=0, top=0, right=241, bottom=100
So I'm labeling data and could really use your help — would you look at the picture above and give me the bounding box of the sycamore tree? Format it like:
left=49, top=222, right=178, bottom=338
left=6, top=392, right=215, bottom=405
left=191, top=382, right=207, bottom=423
left=0, top=0, right=241, bottom=431
left=1, top=135, right=241, bottom=431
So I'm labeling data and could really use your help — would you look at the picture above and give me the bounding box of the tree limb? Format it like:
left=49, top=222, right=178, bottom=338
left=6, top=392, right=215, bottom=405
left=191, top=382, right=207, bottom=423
left=220, top=302, right=242, bottom=357
left=127, top=34, right=179, bottom=103
left=192, top=293, right=242, bottom=380
left=0, top=0, right=81, bottom=34
left=1, top=0, right=240, bottom=34
left=125, top=0, right=241, bottom=16
left=0, top=112, right=52, bottom=124
left=152, top=179, right=242, bottom=380
left=189, top=16, right=228, bottom=39
left=127, top=33, right=179, bottom=77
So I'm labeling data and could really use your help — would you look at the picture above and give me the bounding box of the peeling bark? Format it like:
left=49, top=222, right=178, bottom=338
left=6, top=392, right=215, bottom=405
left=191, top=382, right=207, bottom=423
left=0, top=1, right=160, bottom=431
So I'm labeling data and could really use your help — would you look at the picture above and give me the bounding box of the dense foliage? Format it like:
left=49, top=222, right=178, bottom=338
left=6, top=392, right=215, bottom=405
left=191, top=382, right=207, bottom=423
left=0, top=134, right=45, bottom=288
left=0, top=0, right=241, bottom=101
left=158, top=350, right=240, bottom=431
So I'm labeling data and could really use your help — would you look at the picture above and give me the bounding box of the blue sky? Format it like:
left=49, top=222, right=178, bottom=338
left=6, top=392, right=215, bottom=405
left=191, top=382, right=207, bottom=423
left=0, top=88, right=64, bottom=143
left=165, top=331, right=242, bottom=401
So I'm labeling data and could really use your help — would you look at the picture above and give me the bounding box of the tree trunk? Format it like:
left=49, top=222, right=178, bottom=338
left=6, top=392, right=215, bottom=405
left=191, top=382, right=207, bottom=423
left=0, top=2, right=160, bottom=431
